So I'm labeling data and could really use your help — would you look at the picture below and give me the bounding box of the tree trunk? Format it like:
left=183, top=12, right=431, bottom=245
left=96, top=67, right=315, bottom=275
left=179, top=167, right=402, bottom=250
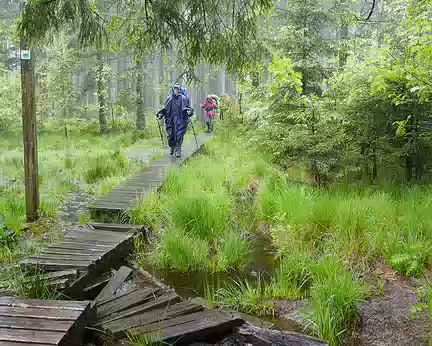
left=97, top=51, right=108, bottom=134
left=135, top=59, right=146, bottom=130
left=406, top=156, right=413, bottom=182
left=20, top=39, right=39, bottom=222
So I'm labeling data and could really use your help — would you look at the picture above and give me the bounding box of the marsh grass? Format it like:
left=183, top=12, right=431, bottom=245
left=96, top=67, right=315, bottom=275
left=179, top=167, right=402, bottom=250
left=150, top=228, right=210, bottom=272
left=208, top=275, right=274, bottom=316
left=1, top=267, right=62, bottom=300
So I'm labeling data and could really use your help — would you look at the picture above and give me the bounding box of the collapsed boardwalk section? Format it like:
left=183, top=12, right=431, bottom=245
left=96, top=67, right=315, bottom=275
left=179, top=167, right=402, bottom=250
left=90, top=133, right=210, bottom=214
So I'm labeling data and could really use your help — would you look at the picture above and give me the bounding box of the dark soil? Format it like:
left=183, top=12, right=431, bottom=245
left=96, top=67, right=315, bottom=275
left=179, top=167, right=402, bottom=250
left=357, top=263, right=432, bottom=346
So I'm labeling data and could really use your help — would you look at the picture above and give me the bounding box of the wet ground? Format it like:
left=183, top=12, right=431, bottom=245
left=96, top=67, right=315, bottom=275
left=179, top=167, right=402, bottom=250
left=356, top=263, right=432, bottom=346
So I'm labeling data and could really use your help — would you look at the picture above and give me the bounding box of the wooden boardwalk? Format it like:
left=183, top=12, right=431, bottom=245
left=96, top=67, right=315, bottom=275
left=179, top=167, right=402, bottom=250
left=0, top=297, right=94, bottom=346
left=20, top=223, right=143, bottom=298
left=90, top=133, right=210, bottom=213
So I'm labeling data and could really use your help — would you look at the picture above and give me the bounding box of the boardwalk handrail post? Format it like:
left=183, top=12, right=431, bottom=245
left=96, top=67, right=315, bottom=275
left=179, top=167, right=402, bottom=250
left=20, top=36, right=39, bottom=222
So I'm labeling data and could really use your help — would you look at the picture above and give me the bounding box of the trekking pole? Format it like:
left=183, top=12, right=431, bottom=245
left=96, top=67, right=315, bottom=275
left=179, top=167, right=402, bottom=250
left=157, top=117, right=164, bottom=146
left=190, top=119, right=199, bottom=149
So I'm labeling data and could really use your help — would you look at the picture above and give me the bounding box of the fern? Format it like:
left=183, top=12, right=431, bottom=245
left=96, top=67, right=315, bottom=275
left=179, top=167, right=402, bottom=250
left=389, top=253, right=424, bottom=277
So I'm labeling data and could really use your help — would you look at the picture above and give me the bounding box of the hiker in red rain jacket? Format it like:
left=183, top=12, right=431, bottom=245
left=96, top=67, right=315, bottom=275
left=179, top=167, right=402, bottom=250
left=200, top=95, right=218, bottom=132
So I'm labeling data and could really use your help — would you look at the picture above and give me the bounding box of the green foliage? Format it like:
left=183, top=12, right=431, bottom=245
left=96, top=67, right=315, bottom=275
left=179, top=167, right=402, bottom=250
left=389, top=249, right=429, bottom=277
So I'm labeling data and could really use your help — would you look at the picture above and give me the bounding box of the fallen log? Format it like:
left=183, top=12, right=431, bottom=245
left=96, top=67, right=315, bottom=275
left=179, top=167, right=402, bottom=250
left=237, top=323, right=329, bottom=346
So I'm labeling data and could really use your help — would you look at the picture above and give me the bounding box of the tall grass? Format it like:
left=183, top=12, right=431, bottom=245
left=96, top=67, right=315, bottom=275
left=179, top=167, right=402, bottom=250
left=306, top=257, right=367, bottom=345
left=215, top=231, right=251, bottom=271
left=150, top=228, right=210, bottom=272
left=212, top=276, right=275, bottom=316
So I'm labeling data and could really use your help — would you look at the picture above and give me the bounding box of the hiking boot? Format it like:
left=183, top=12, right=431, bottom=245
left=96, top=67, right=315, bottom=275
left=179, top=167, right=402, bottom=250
left=169, top=147, right=174, bottom=155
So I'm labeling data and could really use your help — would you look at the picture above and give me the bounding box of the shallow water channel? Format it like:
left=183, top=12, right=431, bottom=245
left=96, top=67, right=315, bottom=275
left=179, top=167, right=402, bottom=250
left=140, top=233, right=306, bottom=333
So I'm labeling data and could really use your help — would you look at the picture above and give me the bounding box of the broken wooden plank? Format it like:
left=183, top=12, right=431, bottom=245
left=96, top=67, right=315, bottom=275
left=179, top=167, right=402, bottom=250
left=96, top=266, right=132, bottom=301
left=94, top=293, right=181, bottom=326
left=97, top=288, right=162, bottom=319
left=103, top=300, right=204, bottom=339
left=126, top=310, right=243, bottom=344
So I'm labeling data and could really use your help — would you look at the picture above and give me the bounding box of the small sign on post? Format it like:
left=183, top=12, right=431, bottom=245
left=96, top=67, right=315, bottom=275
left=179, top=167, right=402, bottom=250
left=21, top=50, right=31, bottom=60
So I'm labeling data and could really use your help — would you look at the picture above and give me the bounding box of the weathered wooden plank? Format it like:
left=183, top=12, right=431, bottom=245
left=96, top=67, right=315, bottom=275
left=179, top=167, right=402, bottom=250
left=48, top=241, right=115, bottom=249
left=127, top=310, right=243, bottom=344
left=96, top=266, right=132, bottom=301
left=0, top=342, right=51, bottom=346
left=89, top=223, right=142, bottom=232
left=0, top=306, right=81, bottom=320
left=22, top=258, right=92, bottom=271
left=46, top=244, right=109, bottom=252
left=60, top=236, right=123, bottom=246
left=94, top=293, right=181, bottom=326
left=40, top=248, right=105, bottom=256
left=32, top=254, right=101, bottom=262
left=0, top=316, right=72, bottom=331
left=97, top=288, right=162, bottom=319
left=68, top=230, right=133, bottom=240
left=96, top=288, right=139, bottom=306
left=54, top=239, right=119, bottom=247
left=104, top=300, right=204, bottom=338
left=0, top=328, right=65, bottom=345
left=0, top=298, right=88, bottom=311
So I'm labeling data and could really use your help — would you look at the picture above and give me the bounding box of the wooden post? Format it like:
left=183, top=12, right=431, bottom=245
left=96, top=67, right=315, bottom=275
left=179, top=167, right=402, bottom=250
left=20, top=38, right=39, bottom=222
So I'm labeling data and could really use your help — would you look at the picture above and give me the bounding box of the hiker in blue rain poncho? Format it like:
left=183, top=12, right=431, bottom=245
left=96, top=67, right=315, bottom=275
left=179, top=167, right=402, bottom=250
left=157, top=84, right=193, bottom=157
